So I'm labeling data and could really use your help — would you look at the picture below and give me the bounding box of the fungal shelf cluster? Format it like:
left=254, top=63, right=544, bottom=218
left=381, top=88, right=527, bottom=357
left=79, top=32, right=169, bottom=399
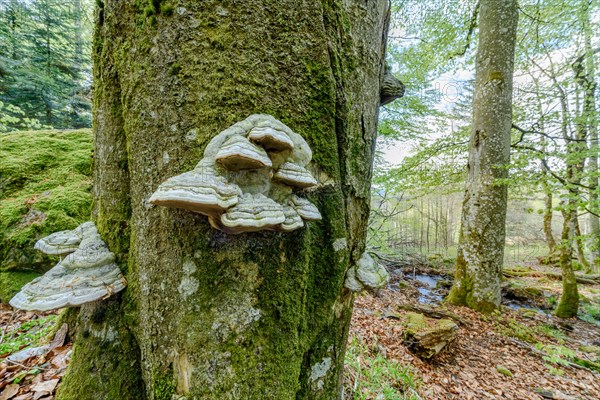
left=10, top=221, right=127, bottom=311
left=149, top=114, right=322, bottom=234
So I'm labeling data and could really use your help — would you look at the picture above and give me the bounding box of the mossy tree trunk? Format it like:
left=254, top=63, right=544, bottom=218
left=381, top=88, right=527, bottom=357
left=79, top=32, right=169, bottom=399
left=57, top=1, right=390, bottom=399
left=555, top=206, right=579, bottom=318
left=446, top=0, right=518, bottom=313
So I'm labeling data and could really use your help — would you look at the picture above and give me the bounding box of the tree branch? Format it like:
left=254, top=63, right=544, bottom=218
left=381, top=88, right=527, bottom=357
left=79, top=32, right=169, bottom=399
left=448, top=1, right=480, bottom=60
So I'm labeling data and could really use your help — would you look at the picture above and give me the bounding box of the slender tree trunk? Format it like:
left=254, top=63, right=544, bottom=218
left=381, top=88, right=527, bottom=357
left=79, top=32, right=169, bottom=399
left=576, top=1, right=600, bottom=271
left=447, top=0, right=518, bottom=313
left=542, top=182, right=556, bottom=252
left=556, top=204, right=579, bottom=318
left=573, top=214, right=590, bottom=269
left=535, top=78, right=556, bottom=253
left=57, top=1, right=390, bottom=399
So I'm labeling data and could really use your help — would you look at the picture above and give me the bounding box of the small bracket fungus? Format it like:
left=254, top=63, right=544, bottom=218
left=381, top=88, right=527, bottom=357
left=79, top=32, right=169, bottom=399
left=273, top=162, right=318, bottom=188
left=32, top=221, right=96, bottom=256
left=149, top=114, right=322, bottom=234
left=148, top=168, right=241, bottom=216
left=248, top=126, right=294, bottom=152
left=220, top=193, right=286, bottom=233
left=216, top=135, right=273, bottom=171
left=344, top=252, right=390, bottom=292
left=10, top=222, right=127, bottom=311
left=380, top=65, right=405, bottom=106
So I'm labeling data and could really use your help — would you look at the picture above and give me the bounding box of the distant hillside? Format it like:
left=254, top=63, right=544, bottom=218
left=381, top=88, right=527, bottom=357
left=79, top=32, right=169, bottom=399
left=0, top=129, right=93, bottom=302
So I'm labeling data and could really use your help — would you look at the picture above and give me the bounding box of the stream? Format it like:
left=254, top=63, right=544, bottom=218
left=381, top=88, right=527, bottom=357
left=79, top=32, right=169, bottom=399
left=399, top=271, right=549, bottom=314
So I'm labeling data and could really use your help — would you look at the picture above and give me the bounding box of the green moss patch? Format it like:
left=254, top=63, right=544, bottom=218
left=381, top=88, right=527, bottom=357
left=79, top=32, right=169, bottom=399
left=0, top=129, right=93, bottom=284
left=0, top=270, right=41, bottom=303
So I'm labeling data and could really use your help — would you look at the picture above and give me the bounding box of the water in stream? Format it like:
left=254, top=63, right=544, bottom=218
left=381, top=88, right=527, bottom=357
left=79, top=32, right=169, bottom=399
left=413, top=274, right=445, bottom=304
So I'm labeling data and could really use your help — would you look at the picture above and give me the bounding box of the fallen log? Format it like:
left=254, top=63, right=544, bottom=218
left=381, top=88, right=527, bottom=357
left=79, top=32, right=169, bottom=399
left=397, top=304, right=472, bottom=326
left=503, top=269, right=600, bottom=285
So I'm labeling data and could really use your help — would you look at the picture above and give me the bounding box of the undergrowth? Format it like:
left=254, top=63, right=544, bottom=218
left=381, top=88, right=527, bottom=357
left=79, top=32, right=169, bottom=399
left=344, top=335, right=421, bottom=400
left=0, top=314, right=58, bottom=357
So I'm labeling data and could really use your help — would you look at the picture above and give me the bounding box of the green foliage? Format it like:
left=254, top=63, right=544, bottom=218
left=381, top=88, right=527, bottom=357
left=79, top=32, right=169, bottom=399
left=0, top=314, right=58, bottom=356
left=344, top=335, right=421, bottom=400
left=0, top=129, right=92, bottom=275
left=0, top=0, right=94, bottom=130
left=153, top=370, right=176, bottom=400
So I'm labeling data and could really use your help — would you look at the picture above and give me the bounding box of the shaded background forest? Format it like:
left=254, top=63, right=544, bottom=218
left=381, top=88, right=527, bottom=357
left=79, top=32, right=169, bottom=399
left=0, top=0, right=92, bottom=132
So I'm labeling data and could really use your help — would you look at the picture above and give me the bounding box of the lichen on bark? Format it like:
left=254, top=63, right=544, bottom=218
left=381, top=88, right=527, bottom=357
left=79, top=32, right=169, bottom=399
left=57, top=1, right=390, bottom=399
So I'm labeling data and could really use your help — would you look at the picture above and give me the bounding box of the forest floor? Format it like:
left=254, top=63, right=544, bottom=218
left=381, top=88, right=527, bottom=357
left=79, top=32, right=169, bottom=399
left=0, top=261, right=598, bottom=400
left=345, top=261, right=600, bottom=399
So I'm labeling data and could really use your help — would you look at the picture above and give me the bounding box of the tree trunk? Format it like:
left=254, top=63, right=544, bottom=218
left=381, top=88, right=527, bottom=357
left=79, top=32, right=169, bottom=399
left=576, top=1, right=600, bottom=271
left=542, top=183, right=556, bottom=253
left=573, top=214, right=590, bottom=269
left=535, top=77, right=556, bottom=253
left=447, top=0, right=518, bottom=313
left=555, top=206, right=579, bottom=318
left=57, top=1, right=390, bottom=399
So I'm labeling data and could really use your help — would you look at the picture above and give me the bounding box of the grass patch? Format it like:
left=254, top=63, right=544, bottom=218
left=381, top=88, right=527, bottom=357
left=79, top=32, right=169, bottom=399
left=344, top=335, right=421, bottom=400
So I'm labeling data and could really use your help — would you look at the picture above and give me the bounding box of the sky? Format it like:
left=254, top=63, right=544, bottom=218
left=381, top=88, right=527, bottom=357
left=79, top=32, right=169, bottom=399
left=380, top=68, right=474, bottom=165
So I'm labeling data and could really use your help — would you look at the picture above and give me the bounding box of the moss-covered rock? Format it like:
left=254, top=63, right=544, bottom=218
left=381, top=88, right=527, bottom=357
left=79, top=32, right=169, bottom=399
left=401, top=312, right=458, bottom=359
left=0, top=129, right=92, bottom=299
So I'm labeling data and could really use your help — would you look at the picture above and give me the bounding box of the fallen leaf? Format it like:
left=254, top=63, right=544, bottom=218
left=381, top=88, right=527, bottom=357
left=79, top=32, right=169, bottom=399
left=30, top=379, right=58, bottom=393
left=0, top=384, right=19, bottom=400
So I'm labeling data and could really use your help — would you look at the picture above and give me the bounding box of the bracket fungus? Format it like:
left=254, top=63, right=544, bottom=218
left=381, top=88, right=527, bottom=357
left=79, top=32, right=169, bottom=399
left=380, top=64, right=405, bottom=106
left=216, top=135, right=272, bottom=171
left=32, top=221, right=96, bottom=256
left=9, top=222, right=127, bottom=311
left=149, top=114, right=322, bottom=234
left=290, top=195, right=322, bottom=221
left=273, top=162, right=318, bottom=188
left=148, top=168, right=241, bottom=216
left=248, top=126, right=294, bottom=152
left=344, top=252, right=390, bottom=292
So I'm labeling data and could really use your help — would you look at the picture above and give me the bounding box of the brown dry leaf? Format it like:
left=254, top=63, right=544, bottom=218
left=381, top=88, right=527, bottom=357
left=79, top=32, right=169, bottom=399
left=32, top=393, right=49, bottom=400
left=49, top=325, right=68, bottom=350
left=0, top=384, right=19, bottom=400
left=13, top=394, right=33, bottom=400
left=30, top=380, right=58, bottom=394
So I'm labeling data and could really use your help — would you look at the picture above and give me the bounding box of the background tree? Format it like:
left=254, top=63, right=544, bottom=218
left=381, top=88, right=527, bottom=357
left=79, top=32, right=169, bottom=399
left=0, top=0, right=93, bottom=131
left=56, top=1, right=393, bottom=399
left=447, top=0, right=519, bottom=312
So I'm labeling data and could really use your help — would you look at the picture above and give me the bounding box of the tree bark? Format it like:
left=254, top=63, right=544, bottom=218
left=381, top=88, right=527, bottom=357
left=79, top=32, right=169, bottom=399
left=447, top=0, right=518, bottom=313
left=57, top=1, right=390, bottom=399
